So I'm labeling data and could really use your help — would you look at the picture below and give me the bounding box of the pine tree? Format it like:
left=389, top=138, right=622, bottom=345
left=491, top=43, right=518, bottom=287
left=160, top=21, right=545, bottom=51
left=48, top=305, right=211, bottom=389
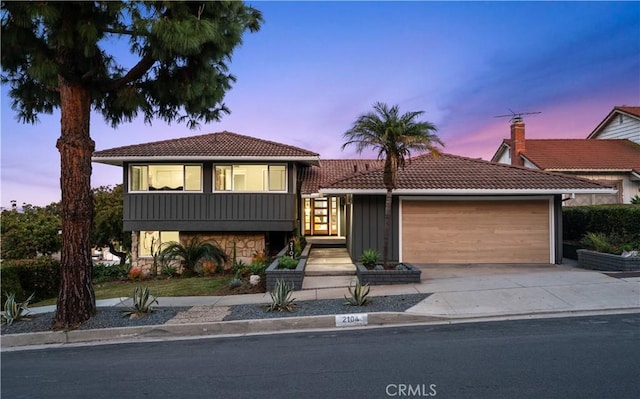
left=1, top=1, right=262, bottom=329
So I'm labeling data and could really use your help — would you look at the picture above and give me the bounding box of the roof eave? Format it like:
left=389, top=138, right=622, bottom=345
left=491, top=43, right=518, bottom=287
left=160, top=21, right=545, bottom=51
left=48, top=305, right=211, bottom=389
left=587, top=107, right=640, bottom=139
left=319, top=188, right=617, bottom=195
left=544, top=168, right=633, bottom=173
left=92, top=155, right=321, bottom=166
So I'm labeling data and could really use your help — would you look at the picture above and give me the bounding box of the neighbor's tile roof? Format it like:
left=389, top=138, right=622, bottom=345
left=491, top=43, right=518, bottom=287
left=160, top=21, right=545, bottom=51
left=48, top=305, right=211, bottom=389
left=518, top=139, right=640, bottom=171
left=299, top=159, right=384, bottom=195
left=616, top=106, right=640, bottom=118
left=93, top=131, right=319, bottom=164
left=320, top=153, right=612, bottom=192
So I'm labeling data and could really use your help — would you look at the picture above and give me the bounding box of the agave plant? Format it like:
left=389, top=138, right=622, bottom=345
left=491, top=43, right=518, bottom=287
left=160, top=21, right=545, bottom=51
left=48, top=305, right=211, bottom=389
left=1, top=292, right=35, bottom=326
left=160, top=236, right=228, bottom=276
left=344, top=280, right=371, bottom=306
left=122, top=287, right=158, bottom=318
left=359, top=249, right=380, bottom=268
left=267, top=279, right=296, bottom=312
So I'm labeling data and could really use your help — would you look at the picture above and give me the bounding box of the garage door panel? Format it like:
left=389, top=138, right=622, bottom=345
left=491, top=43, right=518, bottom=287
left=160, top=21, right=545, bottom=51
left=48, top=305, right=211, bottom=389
left=402, top=200, right=550, bottom=264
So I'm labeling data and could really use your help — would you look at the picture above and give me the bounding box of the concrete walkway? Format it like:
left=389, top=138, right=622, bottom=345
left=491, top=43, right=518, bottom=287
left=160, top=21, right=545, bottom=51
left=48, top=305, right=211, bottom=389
left=6, top=262, right=639, bottom=349
left=302, top=247, right=357, bottom=289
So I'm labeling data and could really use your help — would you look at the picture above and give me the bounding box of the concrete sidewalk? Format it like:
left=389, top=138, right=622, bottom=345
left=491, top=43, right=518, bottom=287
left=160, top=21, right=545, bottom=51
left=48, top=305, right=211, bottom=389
left=5, top=263, right=640, bottom=349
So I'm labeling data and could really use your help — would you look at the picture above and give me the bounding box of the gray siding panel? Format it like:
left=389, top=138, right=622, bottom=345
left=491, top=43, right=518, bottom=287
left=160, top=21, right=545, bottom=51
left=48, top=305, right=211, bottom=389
left=124, top=193, right=295, bottom=232
left=350, top=195, right=399, bottom=262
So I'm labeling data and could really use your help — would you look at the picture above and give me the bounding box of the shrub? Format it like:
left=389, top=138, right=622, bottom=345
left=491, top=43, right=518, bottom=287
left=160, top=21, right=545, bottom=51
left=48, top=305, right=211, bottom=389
left=359, top=249, right=380, bottom=267
left=232, top=259, right=249, bottom=277
left=201, top=260, right=217, bottom=276
left=248, top=261, right=267, bottom=276
left=563, top=205, right=640, bottom=241
left=267, top=279, right=296, bottom=312
left=344, top=280, right=371, bottom=306
left=160, top=236, right=228, bottom=276
left=0, top=257, right=61, bottom=302
left=128, top=266, right=143, bottom=281
left=162, top=263, right=178, bottom=277
left=1, top=292, right=35, bottom=325
left=0, top=265, right=25, bottom=300
left=251, top=250, right=270, bottom=267
left=580, top=232, right=640, bottom=255
left=278, top=256, right=298, bottom=270
left=631, top=195, right=640, bottom=205
left=228, top=276, right=243, bottom=289
left=122, top=287, right=158, bottom=318
left=93, top=262, right=130, bottom=283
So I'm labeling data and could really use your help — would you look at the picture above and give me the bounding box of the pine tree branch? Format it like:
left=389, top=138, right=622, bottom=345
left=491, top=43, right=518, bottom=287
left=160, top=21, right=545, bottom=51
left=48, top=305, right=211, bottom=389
left=101, top=50, right=155, bottom=91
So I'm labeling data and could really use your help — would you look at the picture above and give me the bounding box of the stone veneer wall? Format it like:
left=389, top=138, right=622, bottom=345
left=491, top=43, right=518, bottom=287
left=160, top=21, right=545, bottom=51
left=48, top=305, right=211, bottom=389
left=131, top=231, right=265, bottom=273
left=180, top=232, right=266, bottom=268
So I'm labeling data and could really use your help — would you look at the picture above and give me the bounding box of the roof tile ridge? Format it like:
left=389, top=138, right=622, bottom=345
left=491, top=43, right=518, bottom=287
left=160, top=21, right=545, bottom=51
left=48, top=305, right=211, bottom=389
left=222, top=131, right=320, bottom=156
left=94, top=131, right=222, bottom=152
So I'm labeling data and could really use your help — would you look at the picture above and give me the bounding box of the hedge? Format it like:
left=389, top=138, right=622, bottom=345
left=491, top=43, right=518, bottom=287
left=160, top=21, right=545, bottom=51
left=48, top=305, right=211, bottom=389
left=563, top=205, right=640, bottom=241
left=1, top=257, right=61, bottom=304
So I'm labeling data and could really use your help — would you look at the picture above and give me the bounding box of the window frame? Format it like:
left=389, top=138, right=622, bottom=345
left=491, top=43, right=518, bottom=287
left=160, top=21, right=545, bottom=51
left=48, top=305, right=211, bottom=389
left=213, top=164, right=288, bottom=193
left=138, top=231, right=179, bottom=258
left=128, top=163, right=203, bottom=193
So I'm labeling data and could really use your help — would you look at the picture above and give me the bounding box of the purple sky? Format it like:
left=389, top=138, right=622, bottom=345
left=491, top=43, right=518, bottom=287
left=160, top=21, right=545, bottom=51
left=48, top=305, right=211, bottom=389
left=2, top=1, right=639, bottom=207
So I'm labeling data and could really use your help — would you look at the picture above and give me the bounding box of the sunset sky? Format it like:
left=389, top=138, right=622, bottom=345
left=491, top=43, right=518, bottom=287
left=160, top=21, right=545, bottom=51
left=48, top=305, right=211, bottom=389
left=2, top=1, right=639, bottom=207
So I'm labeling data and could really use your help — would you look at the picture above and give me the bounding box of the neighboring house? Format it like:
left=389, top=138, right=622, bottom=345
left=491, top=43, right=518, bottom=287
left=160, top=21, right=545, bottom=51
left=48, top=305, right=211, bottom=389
left=587, top=106, right=640, bottom=144
left=491, top=112, right=640, bottom=205
left=93, top=131, right=612, bottom=268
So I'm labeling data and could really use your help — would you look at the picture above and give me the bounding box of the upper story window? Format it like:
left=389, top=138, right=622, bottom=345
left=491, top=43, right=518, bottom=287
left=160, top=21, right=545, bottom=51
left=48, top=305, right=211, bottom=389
left=130, top=164, right=202, bottom=192
left=214, top=164, right=286, bottom=192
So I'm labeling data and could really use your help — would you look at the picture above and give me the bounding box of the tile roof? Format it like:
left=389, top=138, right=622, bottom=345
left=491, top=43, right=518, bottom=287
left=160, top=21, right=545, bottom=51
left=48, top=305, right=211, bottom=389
left=93, top=131, right=319, bottom=165
left=299, top=159, right=384, bottom=195
left=320, top=153, right=613, bottom=193
left=518, top=139, right=640, bottom=171
left=616, top=106, right=640, bottom=118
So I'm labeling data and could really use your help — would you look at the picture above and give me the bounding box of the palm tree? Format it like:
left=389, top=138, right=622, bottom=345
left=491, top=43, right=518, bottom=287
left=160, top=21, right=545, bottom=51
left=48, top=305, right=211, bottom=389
left=342, top=102, right=443, bottom=267
left=160, top=236, right=228, bottom=276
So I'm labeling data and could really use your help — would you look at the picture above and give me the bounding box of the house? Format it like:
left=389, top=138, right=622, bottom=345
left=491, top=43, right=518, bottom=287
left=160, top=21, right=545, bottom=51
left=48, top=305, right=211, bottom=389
left=587, top=106, right=640, bottom=144
left=491, top=113, right=640, bottom=205
left=93, top=131, right=613, bottom=269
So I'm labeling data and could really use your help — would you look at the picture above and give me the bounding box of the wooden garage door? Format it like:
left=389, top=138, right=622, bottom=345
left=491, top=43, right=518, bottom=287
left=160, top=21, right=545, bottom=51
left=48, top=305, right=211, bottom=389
left=401, top=200, right=551, bottom=264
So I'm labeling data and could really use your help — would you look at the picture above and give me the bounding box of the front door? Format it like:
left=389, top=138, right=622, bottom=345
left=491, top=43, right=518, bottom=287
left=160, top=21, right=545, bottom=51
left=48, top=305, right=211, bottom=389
left=313, top=197, right=329, bottom=234
left=304, top=197, right=340, bottom=236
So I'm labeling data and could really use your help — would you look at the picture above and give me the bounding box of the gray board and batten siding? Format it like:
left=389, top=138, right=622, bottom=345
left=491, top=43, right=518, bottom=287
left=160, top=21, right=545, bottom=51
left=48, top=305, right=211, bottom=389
left=122, top=162, right=299, bottom=232
left=347, top=195, right=400, bottom=263
left=123, top=193, right=297, bottom=232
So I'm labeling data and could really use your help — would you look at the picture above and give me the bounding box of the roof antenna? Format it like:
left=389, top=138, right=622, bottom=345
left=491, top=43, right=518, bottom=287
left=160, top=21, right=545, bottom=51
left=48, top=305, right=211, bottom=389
left=494, top=108, right=541, bottom=123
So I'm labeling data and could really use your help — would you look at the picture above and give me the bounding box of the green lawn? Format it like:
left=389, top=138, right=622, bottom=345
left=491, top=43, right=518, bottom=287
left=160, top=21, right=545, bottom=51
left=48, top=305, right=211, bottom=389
left=33, top=275, right=233, bottom=307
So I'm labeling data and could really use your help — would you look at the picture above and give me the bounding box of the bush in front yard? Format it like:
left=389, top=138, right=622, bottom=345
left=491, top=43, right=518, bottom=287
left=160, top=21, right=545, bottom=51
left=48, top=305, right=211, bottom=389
left=1, top=257, right=61, bottom=303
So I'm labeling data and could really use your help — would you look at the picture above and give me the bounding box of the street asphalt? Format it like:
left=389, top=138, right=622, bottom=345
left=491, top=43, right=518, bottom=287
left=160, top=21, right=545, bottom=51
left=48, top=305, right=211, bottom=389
left=2, top=261, right=639, bottom=349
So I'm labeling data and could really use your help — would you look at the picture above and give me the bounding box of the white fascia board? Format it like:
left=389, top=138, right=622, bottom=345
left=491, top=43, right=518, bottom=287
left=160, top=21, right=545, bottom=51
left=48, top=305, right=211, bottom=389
left=544, top=168, right=632, bottom=173
left=320, top=188, right=618, bottom=195
left=631, top=171, right=640, bottom=181
left=92, top=155, right=320, bottom=166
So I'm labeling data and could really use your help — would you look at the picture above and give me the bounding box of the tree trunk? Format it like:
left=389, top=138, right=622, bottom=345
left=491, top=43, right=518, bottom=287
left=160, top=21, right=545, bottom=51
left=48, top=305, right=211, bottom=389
left=106, top=242, right=128, bottom=266
left=382, top=189, right=393, bottom=267
left=52, top=78, right=96, bottom=330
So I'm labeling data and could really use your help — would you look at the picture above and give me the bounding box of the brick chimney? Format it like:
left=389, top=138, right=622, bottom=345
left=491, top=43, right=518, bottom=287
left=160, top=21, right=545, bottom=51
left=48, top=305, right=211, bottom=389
left=510, top=117, right=526, bottom=166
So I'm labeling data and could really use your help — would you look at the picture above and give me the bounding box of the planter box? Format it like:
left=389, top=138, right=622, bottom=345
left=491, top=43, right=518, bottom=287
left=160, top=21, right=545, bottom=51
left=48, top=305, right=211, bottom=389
left=265, top=243, right=311, bottom=291
left=356, top=263, right=421, bottom=285
left=577, top=249, right=640, bottom=272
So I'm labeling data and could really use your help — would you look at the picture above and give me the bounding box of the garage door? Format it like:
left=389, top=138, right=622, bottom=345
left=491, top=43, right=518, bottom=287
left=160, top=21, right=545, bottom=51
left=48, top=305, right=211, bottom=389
left=401, top=199, right=551, bottom=264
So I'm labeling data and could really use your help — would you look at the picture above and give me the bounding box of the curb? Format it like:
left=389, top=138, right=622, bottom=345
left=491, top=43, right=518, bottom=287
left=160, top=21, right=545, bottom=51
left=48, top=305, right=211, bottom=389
left=3, top=308, right=640, bottom=350
left=1, top=312, right=443, bottom=349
